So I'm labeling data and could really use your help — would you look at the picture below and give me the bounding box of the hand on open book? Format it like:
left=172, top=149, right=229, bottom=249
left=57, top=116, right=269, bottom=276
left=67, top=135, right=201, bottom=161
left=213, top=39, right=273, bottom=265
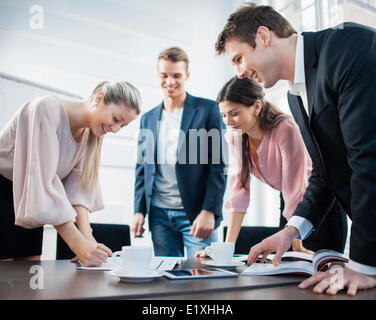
left=247, top=226, right=299, bottom=266
left=298, top=266, right=376, bottom=296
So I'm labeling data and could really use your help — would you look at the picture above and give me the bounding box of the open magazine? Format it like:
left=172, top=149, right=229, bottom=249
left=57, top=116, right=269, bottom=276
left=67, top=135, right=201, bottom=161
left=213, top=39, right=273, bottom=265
left=241, top=249, right=348, bottom=276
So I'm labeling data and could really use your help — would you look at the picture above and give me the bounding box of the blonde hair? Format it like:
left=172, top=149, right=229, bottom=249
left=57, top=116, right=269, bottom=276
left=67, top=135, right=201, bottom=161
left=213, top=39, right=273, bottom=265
left=80, top=81, right=141, bottom=188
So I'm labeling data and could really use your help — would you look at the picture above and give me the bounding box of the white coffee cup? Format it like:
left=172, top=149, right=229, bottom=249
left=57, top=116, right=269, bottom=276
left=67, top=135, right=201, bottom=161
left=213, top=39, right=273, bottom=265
left=205, top=242, right=235, bottom=264
left=112, top=246, right=152, bottom=275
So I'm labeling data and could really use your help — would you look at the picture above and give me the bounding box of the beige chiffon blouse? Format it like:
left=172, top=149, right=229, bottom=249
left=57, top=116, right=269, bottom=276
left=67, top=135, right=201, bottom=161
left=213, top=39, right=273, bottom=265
left=0, top=95, right=104, bottom=229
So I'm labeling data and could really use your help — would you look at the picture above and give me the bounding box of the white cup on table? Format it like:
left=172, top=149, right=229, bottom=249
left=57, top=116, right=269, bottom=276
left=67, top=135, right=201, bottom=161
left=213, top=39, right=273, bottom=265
left=112, top=246, right=152, bottom=275
left=205, top=242, right=235, bottom=264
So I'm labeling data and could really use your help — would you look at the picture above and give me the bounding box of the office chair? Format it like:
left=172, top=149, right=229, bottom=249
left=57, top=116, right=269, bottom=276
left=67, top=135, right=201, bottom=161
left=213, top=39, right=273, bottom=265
left=223, top=226, right=279, bottom=254
left=56, top=223, right=131, bottom=259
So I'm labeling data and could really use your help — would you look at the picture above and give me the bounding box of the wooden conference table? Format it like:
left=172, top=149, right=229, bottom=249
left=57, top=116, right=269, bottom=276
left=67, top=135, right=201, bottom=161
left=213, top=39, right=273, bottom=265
left=0, top=258, right=374, bottom=300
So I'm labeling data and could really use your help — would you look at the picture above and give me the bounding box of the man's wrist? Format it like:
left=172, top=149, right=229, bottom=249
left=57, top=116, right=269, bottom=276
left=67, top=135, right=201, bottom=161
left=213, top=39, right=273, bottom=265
left=285, top=225, right=299, bottom=240
left=201, top=209, right=214, bottom=216
left=286, top=216, right=314, bottom=240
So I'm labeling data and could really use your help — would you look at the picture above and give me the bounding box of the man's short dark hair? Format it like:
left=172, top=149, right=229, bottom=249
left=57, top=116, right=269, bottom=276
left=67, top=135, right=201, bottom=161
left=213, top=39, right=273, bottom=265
left=158, top=47, right=189, bottom=71
left=215, top=2, right=297, bottom=54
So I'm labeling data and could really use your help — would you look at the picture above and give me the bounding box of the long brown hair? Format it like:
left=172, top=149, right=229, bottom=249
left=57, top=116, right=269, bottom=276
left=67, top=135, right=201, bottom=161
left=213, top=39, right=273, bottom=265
left=217, top=76, right=286, bottom=189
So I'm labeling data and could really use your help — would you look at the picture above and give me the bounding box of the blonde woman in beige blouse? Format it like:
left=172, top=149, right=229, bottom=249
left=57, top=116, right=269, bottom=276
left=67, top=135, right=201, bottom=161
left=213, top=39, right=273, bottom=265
left=0, top=81, right=140, bottom=266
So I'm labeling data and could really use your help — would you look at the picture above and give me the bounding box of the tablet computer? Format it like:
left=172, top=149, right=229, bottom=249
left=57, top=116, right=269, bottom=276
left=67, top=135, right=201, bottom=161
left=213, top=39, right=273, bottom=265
left=163, top=268, right=238, bottom=280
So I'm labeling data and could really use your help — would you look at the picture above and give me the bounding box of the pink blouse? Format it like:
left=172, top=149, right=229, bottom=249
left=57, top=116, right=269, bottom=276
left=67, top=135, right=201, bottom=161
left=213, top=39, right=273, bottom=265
left=225, top=115, right=312, bottom=220
left=0, top=95, right=104, bottom=229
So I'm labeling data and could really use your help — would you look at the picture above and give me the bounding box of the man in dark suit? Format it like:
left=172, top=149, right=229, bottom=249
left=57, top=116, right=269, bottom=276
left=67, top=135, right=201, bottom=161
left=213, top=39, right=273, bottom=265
left=216, top=2, right=376, bottom=295
left=132, top=47, right=226, bottom=257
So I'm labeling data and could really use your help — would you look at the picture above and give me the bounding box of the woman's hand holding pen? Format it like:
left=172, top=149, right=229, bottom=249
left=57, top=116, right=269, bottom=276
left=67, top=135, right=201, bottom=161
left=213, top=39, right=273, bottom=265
left=71, top=236, right=113, bottom=265
left=55, top=221, right=111, bottom=267
left=69, top=206, right=113, bottom=266
left=76, top=239, right=113, bottom=267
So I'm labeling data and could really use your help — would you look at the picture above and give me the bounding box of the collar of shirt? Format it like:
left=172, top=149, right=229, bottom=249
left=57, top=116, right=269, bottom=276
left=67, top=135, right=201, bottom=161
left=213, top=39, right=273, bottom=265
left=288, top=33, right=306, bottom=95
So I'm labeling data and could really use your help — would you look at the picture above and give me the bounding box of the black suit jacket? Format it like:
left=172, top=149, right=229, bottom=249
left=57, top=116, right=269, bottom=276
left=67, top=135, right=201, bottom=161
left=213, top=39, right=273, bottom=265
left=288, top=23, right=376, bottom=267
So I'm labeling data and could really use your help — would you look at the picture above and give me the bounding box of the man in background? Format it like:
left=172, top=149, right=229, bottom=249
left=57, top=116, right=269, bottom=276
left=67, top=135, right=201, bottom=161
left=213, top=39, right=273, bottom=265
left=132, top=47, right=226, bottom=257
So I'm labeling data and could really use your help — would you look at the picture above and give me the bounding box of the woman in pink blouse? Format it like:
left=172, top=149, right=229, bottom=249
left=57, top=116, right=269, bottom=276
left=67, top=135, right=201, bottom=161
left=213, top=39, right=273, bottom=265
left=0, top=81, right=140, bottom=266
left=196, top=76, right=347, bottom=258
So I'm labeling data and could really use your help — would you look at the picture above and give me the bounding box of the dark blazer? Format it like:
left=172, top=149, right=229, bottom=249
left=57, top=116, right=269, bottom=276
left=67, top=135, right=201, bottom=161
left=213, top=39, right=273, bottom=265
left=288, top=23, right=376, bottom=267
left=134, top=92, right=227, bottom=229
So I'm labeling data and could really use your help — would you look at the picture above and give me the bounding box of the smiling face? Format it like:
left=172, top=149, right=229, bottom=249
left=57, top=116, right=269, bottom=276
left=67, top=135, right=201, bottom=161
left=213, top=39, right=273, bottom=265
left=219, top=100, right=261, bottom=135
left=157, top=58, right=189, bottom=99
left=89, top=92, right=138, bottom=137
left=224, top=31, right=282, bottom=89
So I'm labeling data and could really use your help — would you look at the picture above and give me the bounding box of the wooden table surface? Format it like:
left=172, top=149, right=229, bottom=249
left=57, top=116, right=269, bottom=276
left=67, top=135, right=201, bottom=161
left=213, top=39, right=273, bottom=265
left=0, top=258, right=374, bottom=300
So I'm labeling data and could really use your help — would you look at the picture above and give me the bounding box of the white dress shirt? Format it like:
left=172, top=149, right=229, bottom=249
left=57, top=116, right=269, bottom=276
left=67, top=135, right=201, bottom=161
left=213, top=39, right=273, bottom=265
left=287, top=34, right=315, bottom=240
left=286, top=34, right=376, bottom=276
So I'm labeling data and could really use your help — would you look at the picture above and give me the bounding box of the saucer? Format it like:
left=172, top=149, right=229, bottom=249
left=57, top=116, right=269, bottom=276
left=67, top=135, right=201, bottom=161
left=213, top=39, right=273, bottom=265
left=201, top=260, right=245, bottom=267
left=109, top=270, right=163, bottom=283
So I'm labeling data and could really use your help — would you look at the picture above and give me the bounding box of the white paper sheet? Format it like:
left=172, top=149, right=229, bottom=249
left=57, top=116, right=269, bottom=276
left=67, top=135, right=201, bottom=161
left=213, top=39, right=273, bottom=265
left=77, top=256, right=186, bottom=271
